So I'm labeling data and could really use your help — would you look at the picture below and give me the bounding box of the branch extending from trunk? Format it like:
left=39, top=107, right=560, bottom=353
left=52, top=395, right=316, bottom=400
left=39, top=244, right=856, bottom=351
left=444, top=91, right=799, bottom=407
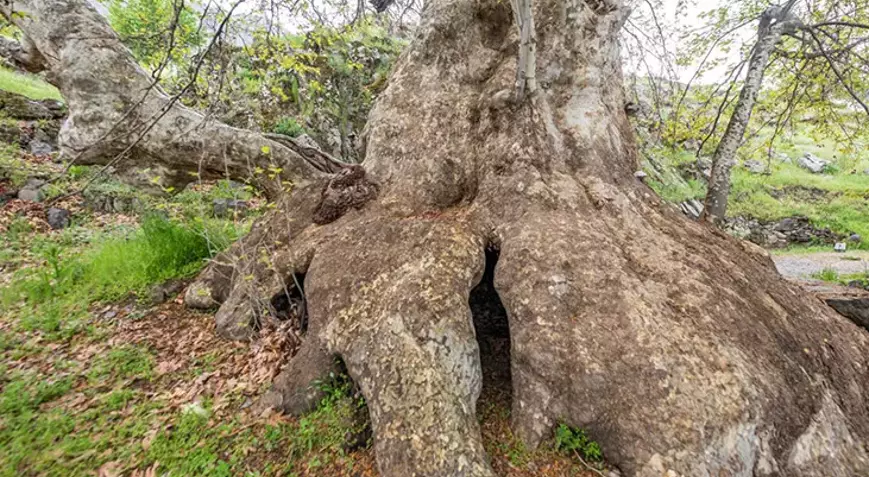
left=510, top=0, right=536, bottom=101
left=1, top=0, right=341, bottom=195
left=803, top=26, right=869, bottom=116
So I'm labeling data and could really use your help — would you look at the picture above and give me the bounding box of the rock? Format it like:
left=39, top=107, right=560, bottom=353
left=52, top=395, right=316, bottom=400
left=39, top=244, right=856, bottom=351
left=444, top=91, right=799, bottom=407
left=743, top=159, right=766, bottom=174
left=850, top=234, right=862, bottom=243
left=634, top=170, right=647, bottom=179
left=847, top=280, right=867, bottom=290
left=0, top=124, right=20, bottom=143
left=797, top=153, right=828, bottom=173
left=46, top=207, right=70, bottom=229
left=727, top=215, right=843, bottom=248
left=0, top=90, right=66, bottom=120
left=213, top=198, right=248, bottom=218
left=794, top=281, right=869, bottom=330
left=834, top=242, right=847, bottom=252
left=24, top=178, right=46, bottom=189
left=184, top=282, right=218, bottom=309
left=17, top=187, right=44, bottom=202
left=28, top=139, right=55, bottom=156
left=679, top=199, right=704, bottom=220
left=774, top=152, right=792, bottom=164
left=149, top=279, right=186, bottom=305
left=826, top=297, right=869, bottom=330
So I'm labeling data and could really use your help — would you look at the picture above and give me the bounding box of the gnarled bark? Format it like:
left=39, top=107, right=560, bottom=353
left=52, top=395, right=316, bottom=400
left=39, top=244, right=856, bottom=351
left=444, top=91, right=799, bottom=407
left=0, top=0, right=346, bottom=195
left=9, top=0, right=869, bottom=476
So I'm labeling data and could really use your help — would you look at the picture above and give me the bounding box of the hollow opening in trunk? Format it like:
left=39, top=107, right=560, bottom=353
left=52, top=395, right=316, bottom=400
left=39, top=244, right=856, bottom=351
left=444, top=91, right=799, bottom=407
left=269, top=272, right=308, bottom=332
left=470, top=246, right=512, bottom=407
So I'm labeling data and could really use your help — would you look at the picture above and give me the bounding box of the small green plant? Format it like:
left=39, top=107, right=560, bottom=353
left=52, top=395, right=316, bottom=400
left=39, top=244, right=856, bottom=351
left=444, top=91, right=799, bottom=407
left=554, top=423, right=603, bottom=463
left=812, top=267, right=840, bottom=282
left=273, top=117, right=306, bottom=138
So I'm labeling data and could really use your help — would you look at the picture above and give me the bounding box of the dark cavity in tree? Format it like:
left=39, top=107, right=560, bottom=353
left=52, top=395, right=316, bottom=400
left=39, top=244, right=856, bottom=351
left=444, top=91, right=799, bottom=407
left=470, top=247, right=512, bottom=406
left=270, top=272, right=308, bottom=332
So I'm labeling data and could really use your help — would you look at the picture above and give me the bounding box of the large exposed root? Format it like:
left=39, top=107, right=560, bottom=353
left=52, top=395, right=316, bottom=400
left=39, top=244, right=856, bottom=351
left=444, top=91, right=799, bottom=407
left=304, top=211, right=495, bottom=476
left=492, top=186, right=869, bottom=475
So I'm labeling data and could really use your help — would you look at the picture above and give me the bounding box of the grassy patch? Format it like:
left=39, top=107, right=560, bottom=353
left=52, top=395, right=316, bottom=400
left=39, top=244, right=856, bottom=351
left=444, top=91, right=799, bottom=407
left=1, top=215, right=242, bottom=341
left=0, top=66, right=62, bottom=101
left=644, top=143, right=869, bottom=249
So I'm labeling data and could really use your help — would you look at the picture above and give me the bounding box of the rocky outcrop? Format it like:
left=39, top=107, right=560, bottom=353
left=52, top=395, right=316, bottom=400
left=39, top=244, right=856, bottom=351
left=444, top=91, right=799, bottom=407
left=0, top=90, right=64, bottom=120
left=726, top=216, right=843, bottom=248
left=795, top=280, right=869, bottom=331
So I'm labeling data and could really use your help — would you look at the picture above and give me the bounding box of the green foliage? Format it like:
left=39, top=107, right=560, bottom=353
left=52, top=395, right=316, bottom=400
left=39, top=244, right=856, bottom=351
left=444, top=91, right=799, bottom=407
left=554, top=424, right=603, bottom=462
left=273, top=116, right=307, bottom=137
left=104, top=0, right=204, bottom=73
left=812, top=267, right=840, bottom=282
left=1, top=215, right=241, bottom=338
left=145, top=410, right=236, bottom=476
left=230, top=20, right=404, bottom=159
left=0, top=66, right=62, bottom=100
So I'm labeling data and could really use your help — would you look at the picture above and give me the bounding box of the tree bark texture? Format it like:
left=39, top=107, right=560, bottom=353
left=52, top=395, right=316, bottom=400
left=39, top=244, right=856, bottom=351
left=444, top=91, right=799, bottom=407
left=6, top=0, right=869, bottom=476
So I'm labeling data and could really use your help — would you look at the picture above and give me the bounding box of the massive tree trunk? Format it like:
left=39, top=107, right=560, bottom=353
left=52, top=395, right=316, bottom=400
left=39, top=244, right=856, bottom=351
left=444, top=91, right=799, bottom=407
left=702, top=2, right=798, bottom=222
left=6, top=0, right=869, bottom=476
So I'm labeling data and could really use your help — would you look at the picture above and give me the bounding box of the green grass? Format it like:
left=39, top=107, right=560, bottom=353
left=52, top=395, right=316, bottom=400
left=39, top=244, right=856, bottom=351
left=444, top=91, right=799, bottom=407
left=1, top=215, right=242, bottom=339
left=812, top=267, right=840, bottom=282
left=0, top=66, right=62, bottom=101
left=645, top=142, right=869, bottom=249
left=729, top=163, right=869, bottom=249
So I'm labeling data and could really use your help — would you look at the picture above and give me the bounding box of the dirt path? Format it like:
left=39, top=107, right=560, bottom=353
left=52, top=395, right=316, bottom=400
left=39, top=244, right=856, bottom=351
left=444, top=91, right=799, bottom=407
left=773, top=251, right=869, bottom=279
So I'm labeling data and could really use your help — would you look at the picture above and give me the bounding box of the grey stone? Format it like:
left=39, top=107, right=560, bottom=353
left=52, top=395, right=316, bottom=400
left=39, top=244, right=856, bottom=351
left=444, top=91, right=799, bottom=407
left=29, top=139, right=55, bottom=156
left=24, top=178, right=46, bottom=189
left=775, top=152, right=792, bottom=164
left=679, top=199, right=704, bottom=220
left=743, top=159, right=766, bottom=174
left=847, top=280, right=867, bottom=290
left=17, top=187, right=44, bottom=202
left=797, top=153, right=828, bottom=173
left=149, top=280, right=185, bottom=305
left=850, top=234, right=862, bottom=243
left=634, top=170, right=648, bottom=179
left=184, top=282, right=217, bottom=309
left=213, top=198, right=248, bottom=218
left=46, top=207, right=70, bottom=229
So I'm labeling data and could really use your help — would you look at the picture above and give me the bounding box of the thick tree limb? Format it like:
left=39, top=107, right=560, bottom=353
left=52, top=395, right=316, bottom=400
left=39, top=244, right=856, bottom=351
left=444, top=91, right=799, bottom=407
left=0, top=0, right=341, bottom=194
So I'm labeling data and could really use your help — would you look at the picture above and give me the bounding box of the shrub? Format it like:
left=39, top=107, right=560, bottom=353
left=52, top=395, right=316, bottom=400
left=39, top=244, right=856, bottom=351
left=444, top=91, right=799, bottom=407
left=273, top=117, right=307, bottom=138
left=554, top=423, right=603, bottom=462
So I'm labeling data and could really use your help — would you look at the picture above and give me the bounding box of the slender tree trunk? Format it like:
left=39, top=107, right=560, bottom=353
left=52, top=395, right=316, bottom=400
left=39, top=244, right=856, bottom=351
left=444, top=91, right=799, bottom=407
left=702, top=5, right=796, bottom=222
left=6, top=1, right=869, bottom=476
